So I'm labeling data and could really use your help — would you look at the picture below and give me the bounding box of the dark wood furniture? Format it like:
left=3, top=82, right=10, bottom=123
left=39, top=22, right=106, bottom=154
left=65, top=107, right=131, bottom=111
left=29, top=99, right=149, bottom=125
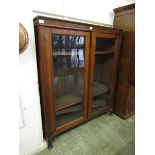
left=113, top=4, right=135, bottom=119
left=33, top=16, right=122, bottom=147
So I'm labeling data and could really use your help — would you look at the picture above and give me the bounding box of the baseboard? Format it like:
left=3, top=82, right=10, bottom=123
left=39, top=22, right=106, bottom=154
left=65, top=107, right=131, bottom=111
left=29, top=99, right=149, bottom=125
left=27, top=140, right=47, bottom=155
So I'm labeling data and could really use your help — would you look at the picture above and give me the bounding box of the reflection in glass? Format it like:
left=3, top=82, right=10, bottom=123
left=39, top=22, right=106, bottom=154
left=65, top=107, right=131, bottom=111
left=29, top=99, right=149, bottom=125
left=52, top=34, right=85, bottom=127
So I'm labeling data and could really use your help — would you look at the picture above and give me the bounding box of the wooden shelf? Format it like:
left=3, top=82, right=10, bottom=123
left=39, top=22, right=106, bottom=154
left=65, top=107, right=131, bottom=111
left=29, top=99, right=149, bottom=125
left=53, top=52, right=73, bottom=56
left=92, top=97, right=107, bottom=108
left=56, top=104, right=82, bottom=116
left=93, top=82, right=109, bottom=97
left=53, top=44, right=84, bottom=49
left=56, top=111, right=83, bottom=127
left=53, top=67, right=84, bottom=77
left=95, top=51, right=114, bottom=55
left=95, top=47, right=114, bottom=55
left=55, top=95, right=82, bottom=111
left=52, top=51, right=84, bottom=56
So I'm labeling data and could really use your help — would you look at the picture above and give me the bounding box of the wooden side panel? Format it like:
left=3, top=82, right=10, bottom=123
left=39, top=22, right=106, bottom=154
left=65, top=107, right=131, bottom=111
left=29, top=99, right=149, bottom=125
left=129, top=48, right=135, bottom=86
left=34, top=26, right=53, bottom=140
left=113, top=3, right=135, bottom=31
left=114, top=31, right=135, bottom=119
left=113, top=4, right=135, bottom=119
left=114, top=82, right=129, bottom=117
left=126, top=85, right=135, bottom=114
left=118, top=31, right=135, bottom=82
left=113, top=11, right=135, bottom=31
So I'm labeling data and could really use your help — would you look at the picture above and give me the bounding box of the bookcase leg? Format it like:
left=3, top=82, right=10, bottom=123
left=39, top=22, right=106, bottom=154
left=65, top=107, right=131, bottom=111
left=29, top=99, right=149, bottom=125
left=109, top=107, right=113, bottom=116
left=47, top=138, right=53, bottom=149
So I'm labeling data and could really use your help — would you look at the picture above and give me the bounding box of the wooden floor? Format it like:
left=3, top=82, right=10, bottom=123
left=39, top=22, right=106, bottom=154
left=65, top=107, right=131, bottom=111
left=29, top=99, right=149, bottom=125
left=36, top=113, right=135, bottom=155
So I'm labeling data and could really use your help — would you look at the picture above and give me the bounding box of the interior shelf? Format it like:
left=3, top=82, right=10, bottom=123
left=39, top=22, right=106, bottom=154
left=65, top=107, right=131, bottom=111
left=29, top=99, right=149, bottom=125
left=56, top=111, right=83, bottom=127
left=93, top=82, right=109, bottom=97
left=95, top=46, right=114, bottom=55
left=53, top=68, right=84, bottom=77
left=53, top=52, right=80, bottom=56
left=95, top=51, right=114, bottom=55
left=56, top=104, right=82, bottom=116
left=55, top=95, right=82, bottom=111
left=92, top=97, right=107, bottom=108
left=53, top=44, right=84, bottom=49
left=64, top=82, right=109, bottom=97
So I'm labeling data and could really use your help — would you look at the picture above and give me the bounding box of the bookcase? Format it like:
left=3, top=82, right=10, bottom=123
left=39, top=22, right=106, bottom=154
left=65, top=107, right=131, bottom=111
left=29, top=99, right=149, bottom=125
left=34, top=16, right=122, bottom=147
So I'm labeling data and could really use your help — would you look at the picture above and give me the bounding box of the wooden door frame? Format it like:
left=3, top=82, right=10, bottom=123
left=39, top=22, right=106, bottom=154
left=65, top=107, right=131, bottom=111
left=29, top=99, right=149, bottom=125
left=45, top=27, right=90, bottom=135
left=88, top=31, right=121, bottom=118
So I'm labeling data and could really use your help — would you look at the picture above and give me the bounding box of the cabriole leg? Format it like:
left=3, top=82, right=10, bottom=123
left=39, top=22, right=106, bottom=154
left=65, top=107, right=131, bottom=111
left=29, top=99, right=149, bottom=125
left=47, top=138, right=53, bottom=149
left=109, top=107, right=113, bottom=116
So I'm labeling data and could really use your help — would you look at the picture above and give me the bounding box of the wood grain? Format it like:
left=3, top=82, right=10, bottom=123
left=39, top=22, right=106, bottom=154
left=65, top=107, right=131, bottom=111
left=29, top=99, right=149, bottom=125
left=113, top=4, right=135, bottom=119
left=34, top=17, right=122, bottom=146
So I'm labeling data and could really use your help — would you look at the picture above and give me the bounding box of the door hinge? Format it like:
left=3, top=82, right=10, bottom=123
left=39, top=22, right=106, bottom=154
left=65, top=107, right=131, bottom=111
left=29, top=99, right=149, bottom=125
left=44, top=33, right=48, bottom=41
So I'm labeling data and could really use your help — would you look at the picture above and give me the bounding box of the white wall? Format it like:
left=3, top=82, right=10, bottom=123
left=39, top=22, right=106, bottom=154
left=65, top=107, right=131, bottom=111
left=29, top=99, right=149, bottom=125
left=19, top=7, right=46, bottom=155
left=19, top=0, right=134, bottom=155
left=32, top=0, right=134, bottom=26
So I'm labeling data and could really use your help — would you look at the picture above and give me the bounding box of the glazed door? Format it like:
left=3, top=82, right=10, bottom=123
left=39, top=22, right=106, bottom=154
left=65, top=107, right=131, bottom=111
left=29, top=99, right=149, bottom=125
left=89, top=32, right=120, bottom=117
left=47, top=28, right=90, bottom=134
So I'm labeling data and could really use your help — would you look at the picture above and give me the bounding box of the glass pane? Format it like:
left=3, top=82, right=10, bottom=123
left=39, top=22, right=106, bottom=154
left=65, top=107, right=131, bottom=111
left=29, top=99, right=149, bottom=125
left=52, top=34, right=85, bottom=127
left=92, top=37, right=115, bottom=113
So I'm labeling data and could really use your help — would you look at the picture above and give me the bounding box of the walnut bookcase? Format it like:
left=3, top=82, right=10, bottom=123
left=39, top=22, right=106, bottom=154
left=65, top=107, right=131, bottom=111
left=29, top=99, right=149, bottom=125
left=33, top=16, right=122, bottom=148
